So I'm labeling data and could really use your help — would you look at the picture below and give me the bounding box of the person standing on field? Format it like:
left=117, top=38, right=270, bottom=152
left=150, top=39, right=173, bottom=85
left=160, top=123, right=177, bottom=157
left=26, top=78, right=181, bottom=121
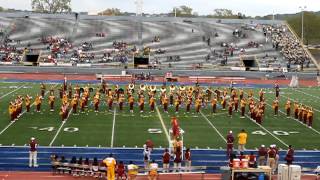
left=29, top=137, right=38, bottom=167
left=237, top=129, right=247, bottom=154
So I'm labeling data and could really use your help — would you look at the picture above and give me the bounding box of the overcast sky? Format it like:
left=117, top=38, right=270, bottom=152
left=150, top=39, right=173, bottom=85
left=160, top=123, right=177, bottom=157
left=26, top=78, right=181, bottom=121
left=0, top=0, right=319, bottom=16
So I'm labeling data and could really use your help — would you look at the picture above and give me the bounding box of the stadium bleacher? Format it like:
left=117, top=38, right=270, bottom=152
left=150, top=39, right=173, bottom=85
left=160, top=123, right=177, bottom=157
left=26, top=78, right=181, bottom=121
left=0, top=13, right=317, bottom=71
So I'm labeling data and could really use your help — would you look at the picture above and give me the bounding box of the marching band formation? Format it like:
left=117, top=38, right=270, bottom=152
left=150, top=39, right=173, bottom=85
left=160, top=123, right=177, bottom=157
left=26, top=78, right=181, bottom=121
left=8, top=80, right=314, bottom=127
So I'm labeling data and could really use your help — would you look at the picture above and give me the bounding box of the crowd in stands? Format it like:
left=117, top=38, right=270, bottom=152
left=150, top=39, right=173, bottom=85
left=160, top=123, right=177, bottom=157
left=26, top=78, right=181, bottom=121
left=264, top=25, right=311, bottom=68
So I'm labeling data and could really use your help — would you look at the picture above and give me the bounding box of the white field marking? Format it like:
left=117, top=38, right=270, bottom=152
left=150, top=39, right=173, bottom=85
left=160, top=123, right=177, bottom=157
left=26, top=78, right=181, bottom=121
left=155, top=105, right=171, bottom=144
left=199, top=111, right=227, bottom=143
left=49, top=109, right=72, bottom=146
left=292, top=88, right=320, bottom=100
left=250, top=93, right=320, bottom=135
left=244, top=114, right=289, bottom=147
left=110, top=107, right=116, bottom=148
left=0, top=84, right=25, bottom=99
left=0, top=84, right=58, bottom=136
left=280, top=93, right=320, bottom=113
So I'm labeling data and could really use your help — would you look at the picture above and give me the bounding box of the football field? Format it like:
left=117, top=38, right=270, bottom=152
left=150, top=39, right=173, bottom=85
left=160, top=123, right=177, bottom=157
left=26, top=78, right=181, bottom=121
left=0, top=81, right=319, bottom=150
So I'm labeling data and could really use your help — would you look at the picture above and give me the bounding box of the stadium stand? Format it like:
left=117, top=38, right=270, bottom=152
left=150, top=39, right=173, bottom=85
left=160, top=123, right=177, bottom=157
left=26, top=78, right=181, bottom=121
left=0, top=13, right=318, bottom=71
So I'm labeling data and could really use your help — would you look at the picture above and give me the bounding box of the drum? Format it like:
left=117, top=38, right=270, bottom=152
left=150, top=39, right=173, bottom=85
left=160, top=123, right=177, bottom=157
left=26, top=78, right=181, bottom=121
left=241, top=159, right=248, bottom=168
left=233, top=159, right=240, bottom=168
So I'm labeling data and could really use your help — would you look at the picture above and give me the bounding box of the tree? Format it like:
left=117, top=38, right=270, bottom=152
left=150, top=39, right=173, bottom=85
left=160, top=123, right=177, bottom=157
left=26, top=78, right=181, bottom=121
left=171, top=5, right=193, bottom=17
left=31, top=0, right=72, bottom=13
left=213, top=9, right=234, bottom=17
left=98, top=8, right=122, bottom=16
left=0, top=6, right=4, bottom=12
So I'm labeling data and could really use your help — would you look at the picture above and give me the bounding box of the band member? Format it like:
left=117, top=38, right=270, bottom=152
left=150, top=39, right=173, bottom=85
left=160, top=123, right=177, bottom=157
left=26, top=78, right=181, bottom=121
left=68, top=83, right=72, bottom=99
left=59, top=102, right=69, bottom=121
left=221, top=95, right=227, bottom=110
left=93, top=94, right=100, bottom=112
left=163, top=95, right=169, bottom=113
left=80, top=95, right=85, bottom=112
left=186, top=96, right=192, bottom=113
left=107, top=94, right=113, bottom=111
left=128, top=83, right=134, bottom=95
left=49, top=86, right=55, bottom=96
left=256, top=108, right=263, bottom=124
left=9, top=102, right=16, bottom=121
left=239, top=88, right=244, bottom=100
left=272, top=98, right=279, bottom=116
left=211, top=96, right=217, bottom=113
left=169, top=92, right=174, bottom=106
left=298, top=104, right=303, bottom=121
left=48, top=94, right=55, bottom=112
left=25, top=95, right=31, bottom=112
left=40, top=83, right=46, bottom=97
left=174, top=96, right=180, bottom=113
left=228, top=100, right=233, bottom=117
left=128, top=95, right=134, bottom=113
left=16, top=97, right=23, bottom=118
left=71, top=96, right=78, bottom=114
left=285, top=98, right=291, bottom=117
left=293, top=101, right=299, bottom=119
left=302, top=106, right=308, bottom=124
left=195, top=97, right=202, bottom=113
left=139, top=95, right=145, bottom=113
left=240, top=98, right=246, bottom=118
left=58, top=85, right=64, bottom=99
left=234, top=96, right=239, bottom=112
left=259, top=89, right=264, bottom=102
left=149, top=95, right=155, bottom=112
left=74, top=84, right=80, bottom=96
left=34, top=94, right=42, bottom=112
left=307, top=107, right=314, bottom=127
left=101, top=79, right=107, bottom=94
left=118, top=94, right=125, bottom=111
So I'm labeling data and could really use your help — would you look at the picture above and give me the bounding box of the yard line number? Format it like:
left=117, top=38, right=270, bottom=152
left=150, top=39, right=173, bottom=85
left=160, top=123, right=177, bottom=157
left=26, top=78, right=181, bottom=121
left=252, top=130, right=299, bottom=136
left=30, top=126, right=79, bottom=133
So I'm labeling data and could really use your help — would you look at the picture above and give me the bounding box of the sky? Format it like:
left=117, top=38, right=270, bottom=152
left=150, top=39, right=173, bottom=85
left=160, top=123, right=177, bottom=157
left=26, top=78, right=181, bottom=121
left=0, top=0, right=319, bottom=16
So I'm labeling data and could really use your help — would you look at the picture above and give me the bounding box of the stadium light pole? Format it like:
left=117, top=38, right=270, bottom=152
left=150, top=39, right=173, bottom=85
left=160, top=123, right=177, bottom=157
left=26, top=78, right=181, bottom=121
left=299, top=6, right=307, bottom=44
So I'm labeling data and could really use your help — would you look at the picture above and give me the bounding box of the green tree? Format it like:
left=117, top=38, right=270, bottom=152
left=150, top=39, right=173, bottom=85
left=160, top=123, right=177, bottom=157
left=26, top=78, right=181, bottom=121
left=213, top=9, right=234, bottom=17
left=171, top=5, right=193, bottom=17
left=287, top=12, right=320, bottom=44
left=0, top=6, right=4, bottom=12
left=98, top=8, right=122, bottom=16
left=31, top=0, right=72, bottom=13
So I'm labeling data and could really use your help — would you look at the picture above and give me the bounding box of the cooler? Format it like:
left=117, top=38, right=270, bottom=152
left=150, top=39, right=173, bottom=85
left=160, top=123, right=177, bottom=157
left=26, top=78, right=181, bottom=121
left=278, top=164, right=289, bottom=180
left=233, top=159, right=240, bottom=168
left=289, top=165, right=301, bottom=180
left=241, top=159, right=248, bottom=168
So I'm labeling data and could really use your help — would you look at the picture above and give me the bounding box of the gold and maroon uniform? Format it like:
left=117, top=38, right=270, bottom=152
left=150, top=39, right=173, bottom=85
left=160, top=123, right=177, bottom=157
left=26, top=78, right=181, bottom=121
left=163, top=96, right=169, bottom=112
left=128, top=95, right=134, bottom=113
left=107, top=95, right=113, bottom=111
left=234, top=96, right=239, bottom=112
left=118, top=94, right=125, bottom=111
left=71, top=97, right=78, bottom=113
left=174, top=97, right=180, bottom=113
left=221, top=96, right=227, bottom=110
left=195, top=98, right=202, bottom=113
left=293, top=102, right=299, bottom=119
left=285, top=99, right=291, bottom=117
left=259, top=89, right=264, bottom=102
left=149, top=96, right=155, bottom=112
left=211, top=97, right=217, bottom=113
left=34, top=95, right=42, bottom=112
left=40, top=83, right=46, bottom=97
left=93, top=95, right=100, bottom=112
left=307, top=108, right=314, bottom=127
left=48, top=95, right=55, bottom=111
left=25, top=95, right=31, bottom=112
left=272, top=99, right=279, bottom=116
left=228, top=101, right=233, bottom=117
left=240, top=99, right=246, bottom=118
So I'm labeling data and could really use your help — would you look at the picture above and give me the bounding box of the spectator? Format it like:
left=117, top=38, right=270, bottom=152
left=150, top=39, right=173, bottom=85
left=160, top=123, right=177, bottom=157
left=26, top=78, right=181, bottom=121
left=91, top=157, right=100, bottom=178
left=237, top=129, right=247, bottom=154
left=117, top=161, right=127, bottom=180
left=29, top=137, right=38, bottom=167
left=162, top=148, right=170, bottom=173
left=267, top=145, right=276, bottom=174
left=173, top=147, right=182, bottom=172
left=184, top=148, right=191, bottom=172
left=258, top=145, right=267, bottom=166
left=103, top=153, right=116, bottom=180
left=127, top=161, right=139, bottom=180
left=226, top=130, right=234, bottom=158
left=248, top=152, right=257, bottom=168
left=148, top=160, right=158, bottom=180
left=285, top=145, right=294, bottom=165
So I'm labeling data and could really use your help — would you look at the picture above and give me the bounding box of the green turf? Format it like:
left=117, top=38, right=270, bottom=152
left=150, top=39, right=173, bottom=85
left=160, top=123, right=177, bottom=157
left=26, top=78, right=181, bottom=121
left=0, top=82, right=319, bottom=150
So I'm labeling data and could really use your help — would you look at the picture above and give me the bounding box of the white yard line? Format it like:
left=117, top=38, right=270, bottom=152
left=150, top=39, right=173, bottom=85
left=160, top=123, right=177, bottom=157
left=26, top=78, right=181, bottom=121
left=0, top=84, right=57, bottom=136
left=110, top=107, right=116, bottom=148
left=49, top=109, right=72, bottom=146
left=0, top=84, right=25, bottom=99
left=292, top=88, right=320, bottom=100
left=251, top=93, right=320, bottom=136
left=199, top=111, right=227, bottom=143
left=155, top=105, right=171, bottom=144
